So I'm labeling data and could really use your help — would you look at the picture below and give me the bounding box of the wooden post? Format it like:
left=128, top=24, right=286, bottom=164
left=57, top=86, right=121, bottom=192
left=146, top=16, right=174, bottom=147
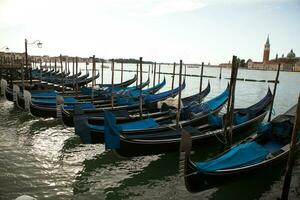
left=21, top=61, right=25, bottom=92
left=65, top=56, right=68, bottom=75
left=111, top=59, right=115, bottom=109
left=60, top=54, right=65, bottom=94
left=171, top=62, right=176, bottom=93
left=223, top=56, right=239, bottom=147
left=60, top=56, right=63, bottom=75
left=75, top=57, right=78, bottom=96
left=139, top=57, right=143, bottom=118
left=153, top=62, right=156, bottom=88
left=101, top=59, right=104, bottom=85
left=148, top=64, right=150, bottom=88
left=268, top=63, right=281, bottom=122
left=85, top=59, right=89, bottom=87
left=136, top=63, right=139, bottom=88
left=121, top=61, right=124, bottom=83
left=72, top=57, right=75, bottom=87
left=39, top=59, right=42, bottom=83
left=54, top=58, right=57, bottom=72
left=49, top=59, right=52, bottom=77
left=67, top=58, right=70, bottom=73
left=219, top=65, right=222, bottom=79
left=281, top=94, right=300, bottom=200
left=158, top=64, right=161, bottom=83
left=199, top=62, right=204, bottom=101
left=184, top=64, right=187, bottom=79
left=92, top=55, right=96, bottom=99
left=176, top=60, right=183, bottom=129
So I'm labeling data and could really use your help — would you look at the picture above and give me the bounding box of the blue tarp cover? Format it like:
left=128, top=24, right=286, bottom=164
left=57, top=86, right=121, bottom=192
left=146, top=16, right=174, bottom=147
left=181, top=88, right=229, bottom=119
left=32, top=96, right=77, bottom=104
left=144, top=81, right=185, bottom=102
left=30, top=90, right=58, bottom=97
left=104, top=111, right=122, bottom=150
left=89, top=118, right=159, bottom=131
left=195, top=141, right=268, bottom=172
left=206, top=89, right=229, bottom=110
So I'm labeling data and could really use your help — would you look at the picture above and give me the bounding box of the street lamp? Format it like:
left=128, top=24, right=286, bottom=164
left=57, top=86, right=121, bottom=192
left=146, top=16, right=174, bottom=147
left=1, top=45, right=9, bottom=52
left=25, top=39, right=43, bottom=85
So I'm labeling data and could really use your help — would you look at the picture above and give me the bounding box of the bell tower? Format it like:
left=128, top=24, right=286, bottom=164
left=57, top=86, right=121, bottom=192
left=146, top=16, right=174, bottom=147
left=263, top=35, right=270, bottom=63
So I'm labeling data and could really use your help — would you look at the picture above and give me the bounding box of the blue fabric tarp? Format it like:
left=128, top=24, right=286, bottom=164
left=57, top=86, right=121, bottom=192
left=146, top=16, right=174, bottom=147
left=208, top=114, right=223, bottom=127
left=233, top=113, right=249, bottom=125
left=144, top=81, right=185, bottom=102
left=181, top=88, right=229, bottom=119
left=89, top=118, right=159, bottom=131
left=30, top=90, right=58, bottom=97
left=195, top=141, right=268, bottom=172
left=32, top=96, right=78, bottom=104
left=104, top=111, right=122, bottom=150
left=206, top=89, right=229, bottom=110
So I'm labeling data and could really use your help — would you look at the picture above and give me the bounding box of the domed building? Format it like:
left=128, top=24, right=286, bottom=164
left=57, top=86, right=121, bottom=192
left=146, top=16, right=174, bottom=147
left=287, top=49, right=296, bottom=59
left=247, top=36, right=300, bottom=71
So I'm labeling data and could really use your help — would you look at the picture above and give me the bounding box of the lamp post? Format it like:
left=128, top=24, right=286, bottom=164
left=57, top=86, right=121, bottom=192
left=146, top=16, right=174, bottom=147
left=1, top=45, right=9, bottom=52
left=25, top=39, right=42, bottom=85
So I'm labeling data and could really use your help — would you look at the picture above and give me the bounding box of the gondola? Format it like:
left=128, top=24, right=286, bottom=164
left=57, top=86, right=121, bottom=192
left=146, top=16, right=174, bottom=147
left=71, top=81, right=210, bottom=127
left=101, top=88, right=273, bottom=157
left=182, top=104, right=298, bottom=193
left=79, top=77, right=152, bottom=97
left=98, top=74, right=137, bottom=88
left=62, top=78, right=169, bottom=126
left=74, top=83, right=224, bottom=144
left=15, top=77, right=152, bottom=110
left=29, top=80, right=185, bottom=118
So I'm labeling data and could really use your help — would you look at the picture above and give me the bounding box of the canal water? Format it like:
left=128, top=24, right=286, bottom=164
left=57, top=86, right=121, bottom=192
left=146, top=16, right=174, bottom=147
left=0, top=64, right=300, bottom=200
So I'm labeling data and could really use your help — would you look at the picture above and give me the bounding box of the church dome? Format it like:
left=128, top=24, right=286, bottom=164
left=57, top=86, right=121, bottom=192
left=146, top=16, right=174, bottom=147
left=287, top=49, right=296, bottom=59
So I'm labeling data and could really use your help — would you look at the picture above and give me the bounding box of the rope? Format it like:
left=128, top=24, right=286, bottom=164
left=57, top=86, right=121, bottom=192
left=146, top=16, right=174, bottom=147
left=211, top=129, right=227, bottom=144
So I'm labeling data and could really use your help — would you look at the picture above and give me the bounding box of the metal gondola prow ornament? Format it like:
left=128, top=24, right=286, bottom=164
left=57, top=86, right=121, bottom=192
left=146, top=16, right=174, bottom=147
left=23, top=90, right=31, bottom=111
left=13, top=84, right=20, bottom=102
left=1, top=79, right=8, bottom=98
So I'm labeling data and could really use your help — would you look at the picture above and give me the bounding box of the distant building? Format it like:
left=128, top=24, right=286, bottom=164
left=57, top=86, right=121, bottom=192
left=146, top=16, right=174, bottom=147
left=247, top=36, right=300, bottom=71
left=219, top=61, right=232, bottom=68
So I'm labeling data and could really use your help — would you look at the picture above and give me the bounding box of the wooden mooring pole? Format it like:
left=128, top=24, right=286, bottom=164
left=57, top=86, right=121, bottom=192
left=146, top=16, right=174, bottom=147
left=158, top=64, right=161, bottom=83
left=176, top=60, right=183, bottom=129
left=171, top=62, right=176, bottom=91
left=223, top=56, right=239, bottom=148
left=60, top=55, right=65, bottom=94
left=281, top=94, right=300, bottom=200
left=75, top=57, right=78, bottom=96
left=148, top=65, right=150, bottom=88
left=139, top=57, right=143, bottom=118
left=111, top=59, right=115, bottom=109
left=121, top=61, right=124, bottom=83
left=199, top=62, right=204, bottom=101
left=136, top=63, right=139, bottom=88
left=219, top=65, right=222, bottom=79
left=92, top=55, right=96, bottom=99
left=153, top=62, right=156, bottom=88
left=101, top=59, right=104, bottom=86
left=268, top=63, right=281, bottom=122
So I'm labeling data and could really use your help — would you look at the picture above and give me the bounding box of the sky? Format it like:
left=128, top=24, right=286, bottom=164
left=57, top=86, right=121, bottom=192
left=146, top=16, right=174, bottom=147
left=0, top=0, right=299, bottom=64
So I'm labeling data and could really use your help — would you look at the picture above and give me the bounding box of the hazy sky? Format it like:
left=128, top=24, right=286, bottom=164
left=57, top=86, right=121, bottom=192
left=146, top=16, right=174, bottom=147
left=0, top=0, right=299, bottom=64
